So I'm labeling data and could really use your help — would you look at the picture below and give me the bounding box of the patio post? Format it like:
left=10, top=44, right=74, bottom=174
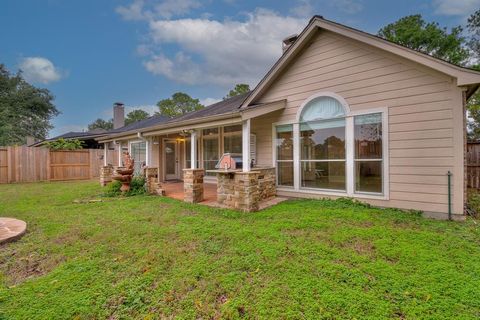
left=242, top=119, right=251, bottom=172
left=103, top=143, right=108, bottom=166
left=117, top=142, right=122, bottom=166
left=191, top=129, right=198, bottom=169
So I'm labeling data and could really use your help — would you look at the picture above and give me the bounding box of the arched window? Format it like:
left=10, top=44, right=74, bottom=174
left=299, top=95, right=347, bottom=191
left=299, top=96, right=346, bottom=122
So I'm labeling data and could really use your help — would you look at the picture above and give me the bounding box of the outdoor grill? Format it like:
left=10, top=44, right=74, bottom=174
left=215, top=153, right=243, bottom=170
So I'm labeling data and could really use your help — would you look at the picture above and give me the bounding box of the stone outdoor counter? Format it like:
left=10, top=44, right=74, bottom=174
left=208, top=167, right=276, bottom=212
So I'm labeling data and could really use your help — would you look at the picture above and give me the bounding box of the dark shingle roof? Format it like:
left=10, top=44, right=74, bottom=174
left=164, top=92, right=250, bottom=124
left=107, top=114, right=170, bottom=134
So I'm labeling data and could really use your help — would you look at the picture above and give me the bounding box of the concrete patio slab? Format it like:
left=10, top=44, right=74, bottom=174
left=0, top=218, right=27, bottom=244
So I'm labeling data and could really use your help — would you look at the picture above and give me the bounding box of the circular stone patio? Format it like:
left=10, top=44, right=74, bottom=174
left=0, top=218, right=27, bottom=244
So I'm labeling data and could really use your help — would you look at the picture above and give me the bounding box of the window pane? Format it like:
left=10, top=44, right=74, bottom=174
left=301, top=120, right=345, bottom=160
left=185, top=139, right=199, bottom=168
left=300, top=96, right=345, bottom=122
left=301, top=161, right=345, bottom=190
left=355, top=113, right=382, bottom=159
left=224, top=135, right=242, bottom=154
left=203, top=137, right=218, bottom=176
left=355, top=161, right=382, bottom=193
left=130, top=142, right=146, bottom=176
left=223, top=125, right=242, bottom=133
left=276, top=125, right=293, bottom=161
left=277, top=161, right=293, bottom=187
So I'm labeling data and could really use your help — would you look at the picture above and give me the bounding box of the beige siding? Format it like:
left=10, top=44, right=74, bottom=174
left=253, top=29, right=464, bottom=216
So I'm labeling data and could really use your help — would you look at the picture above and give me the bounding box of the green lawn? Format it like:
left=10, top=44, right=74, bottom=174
left=0, top=181, right=479, bottom=319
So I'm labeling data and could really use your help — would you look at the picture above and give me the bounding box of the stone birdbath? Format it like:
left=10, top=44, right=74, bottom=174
left=112, top=152, right=135, bottom=193
left=0, top=218, right=27, bottom=244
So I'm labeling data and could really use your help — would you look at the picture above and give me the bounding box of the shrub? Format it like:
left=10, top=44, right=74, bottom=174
left=127, top=177, right=147, bottom=196
left=104, top=180, right=122, bottom=197
left=103, top=177, right=146, bottom=197
left=45, top=138, right=84, bottom=150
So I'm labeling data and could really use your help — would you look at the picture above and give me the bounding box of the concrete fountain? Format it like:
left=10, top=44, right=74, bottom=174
left=112, top=152, right=135, bottom=193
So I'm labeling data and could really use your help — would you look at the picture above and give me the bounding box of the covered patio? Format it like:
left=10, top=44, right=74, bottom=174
left=100, top=95, right=287, bottom=212
left=162, top=180, right=217, bottom=204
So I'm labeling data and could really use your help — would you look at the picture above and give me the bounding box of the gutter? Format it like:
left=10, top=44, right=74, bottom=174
left=97, top=99, right=286, bottom=142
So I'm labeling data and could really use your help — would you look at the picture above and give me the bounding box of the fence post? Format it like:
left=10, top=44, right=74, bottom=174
left=47, top=149, right=51, bottom=181
left=7, top=146, right=12, bottom=183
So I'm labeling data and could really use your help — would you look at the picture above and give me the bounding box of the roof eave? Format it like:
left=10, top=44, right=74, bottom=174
left=97, top=111, right=242, bottom=142
left=242, top=16, right=480, bottom=107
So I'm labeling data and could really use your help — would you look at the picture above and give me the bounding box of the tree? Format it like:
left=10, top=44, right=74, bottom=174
left=378, top=15, right=469, bottom=65
left=468, top=9, right=480, bottom=60
left=224, top=83, right=250, bottom=100
left=466, top=11, right=480, bottom=140
left=125, top=109, right=150, bottom=125
left=0, top=64, right=60, bottom=145
left=88, top=118, right=113, bottom=131
left=156, top=92, right=204, bottom=118
left=45, top=138, right=84, bottom=150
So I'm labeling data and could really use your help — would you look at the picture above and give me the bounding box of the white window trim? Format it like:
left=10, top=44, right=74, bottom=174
left=272, top=95, right=389, bottom=201
left=295, top=91, right=351, bottom=121
left=128, top=140, right=149, bottom=166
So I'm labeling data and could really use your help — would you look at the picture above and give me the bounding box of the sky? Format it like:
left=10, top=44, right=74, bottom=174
left=1, top=0, right=479, bottom=137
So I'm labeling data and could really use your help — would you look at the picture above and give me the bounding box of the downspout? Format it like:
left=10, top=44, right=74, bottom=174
left=447, top=171, right=452, bottom=221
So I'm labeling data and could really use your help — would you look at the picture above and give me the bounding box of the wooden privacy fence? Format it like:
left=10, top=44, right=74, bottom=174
left=467, top=142, right=480, bottom=189
left=0, top=146, right=118, bottom=184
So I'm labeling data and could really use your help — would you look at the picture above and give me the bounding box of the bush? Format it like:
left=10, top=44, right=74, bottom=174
left=104, top=180, right=122, bottom=197
left=45, top=138, right=84, bottom=150
left=127, top=177, right=147, bottom=196
left=103, top=177, right=146, bottom=197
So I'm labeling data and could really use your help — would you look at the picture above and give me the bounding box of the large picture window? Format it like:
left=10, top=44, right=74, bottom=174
left=203, top=128, right=219, bottom=176
left=274, top=93, right=386, bottom=198
left=130, top=141, right=146, bottom=176
left=223, top=125, right=242, bottom=154
left=354, top=113, right=382, bottom=193
left=275, top=125, right=293, bottom=187
left=299, top=96, right=346, bottom=191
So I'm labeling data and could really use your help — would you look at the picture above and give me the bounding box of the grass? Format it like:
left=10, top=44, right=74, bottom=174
left=0, top=181, right=479, bottom=319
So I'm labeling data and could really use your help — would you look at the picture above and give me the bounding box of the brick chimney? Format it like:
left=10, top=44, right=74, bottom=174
left=113, top=102, right=125, bottom=129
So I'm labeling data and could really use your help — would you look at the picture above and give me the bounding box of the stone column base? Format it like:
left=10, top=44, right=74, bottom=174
left=145, top=167, right=165, bottom=195
left=216, top=171, right=261, bottom=212
left=100, top=165, right=113, bottom=186
left=183, top=169, right=205, bottom=203
left=234, top=172, right=260, bottom=212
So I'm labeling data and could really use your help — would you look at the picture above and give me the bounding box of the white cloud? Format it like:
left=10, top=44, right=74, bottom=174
left=334, top=0, right=363, bottom=14
left=433, top=0, right=480, bottom=16
left=154, top=0, right=201, bottom=19
left=291, top=0, right=314, bottom=18
left=116, top=0, right=201, bottom=21
left=116, top=0, right=147, bottom=20
left=200, top=97, right=221, bottom=106
left=19, top=57, right=63, bottom=84
left=292, top=0, right=363, bottom=16
left=143, top=9, right=307, bottom=86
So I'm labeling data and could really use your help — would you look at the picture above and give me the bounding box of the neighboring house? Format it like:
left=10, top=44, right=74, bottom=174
left=97, top=15, right=480, bottom=219
left=30, top=129, right=108, bottom=148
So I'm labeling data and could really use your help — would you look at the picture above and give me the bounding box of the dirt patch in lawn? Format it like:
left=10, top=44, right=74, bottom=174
left=0, top=249, right=65, bottom=286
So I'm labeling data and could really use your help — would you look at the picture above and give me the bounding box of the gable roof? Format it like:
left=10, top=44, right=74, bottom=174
left=242, top=15, right=480, bottom=107
left=107, top=114, right=170, bottom=134
left=98, top=93, right=251, bottom=140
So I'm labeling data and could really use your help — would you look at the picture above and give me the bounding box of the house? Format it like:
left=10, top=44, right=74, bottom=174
left=98, top=16, right=480, bottom=219
left=30, top=129, right=108, bottom=149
